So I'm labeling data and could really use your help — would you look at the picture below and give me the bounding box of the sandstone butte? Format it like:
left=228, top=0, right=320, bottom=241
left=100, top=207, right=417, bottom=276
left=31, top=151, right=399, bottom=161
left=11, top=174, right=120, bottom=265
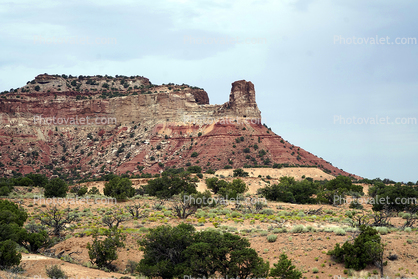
left=0, top=74, right=359, bottom=179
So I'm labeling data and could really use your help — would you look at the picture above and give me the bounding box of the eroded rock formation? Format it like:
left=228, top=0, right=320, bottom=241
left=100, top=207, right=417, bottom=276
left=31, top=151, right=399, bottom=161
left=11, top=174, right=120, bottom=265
left=0, top=75, right=357, bottom=179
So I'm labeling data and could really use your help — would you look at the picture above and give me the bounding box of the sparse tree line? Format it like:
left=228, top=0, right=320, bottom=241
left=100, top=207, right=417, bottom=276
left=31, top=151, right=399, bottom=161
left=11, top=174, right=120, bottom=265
left=258, top=175, right=418, bottom=227
left=1, top=169, right=417, bottom=277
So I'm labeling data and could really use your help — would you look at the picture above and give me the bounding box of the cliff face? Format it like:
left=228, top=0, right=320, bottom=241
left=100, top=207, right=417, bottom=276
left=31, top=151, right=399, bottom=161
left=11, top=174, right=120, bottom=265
left=1, top=75, right=258, bottom=126
left=228, top=80, right=260, bottom=118
left=0, top=75, right=358, bottom=179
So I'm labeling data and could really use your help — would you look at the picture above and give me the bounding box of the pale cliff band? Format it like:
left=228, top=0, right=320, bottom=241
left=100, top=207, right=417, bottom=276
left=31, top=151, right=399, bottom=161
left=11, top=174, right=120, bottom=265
left=183, top=115, right=261, bottom=125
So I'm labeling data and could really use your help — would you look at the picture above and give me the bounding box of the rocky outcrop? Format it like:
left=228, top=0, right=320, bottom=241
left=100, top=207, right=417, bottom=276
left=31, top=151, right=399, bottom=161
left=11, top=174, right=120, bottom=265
left=0, top=79, right=260, bottom=126
left=0, top=75, right=359, bottom=179
left=228, top=80, right=260, bottom=118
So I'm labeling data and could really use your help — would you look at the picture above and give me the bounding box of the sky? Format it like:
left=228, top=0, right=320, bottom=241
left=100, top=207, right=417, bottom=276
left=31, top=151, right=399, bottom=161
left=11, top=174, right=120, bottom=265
left=0, top=0, right=417, bottom=182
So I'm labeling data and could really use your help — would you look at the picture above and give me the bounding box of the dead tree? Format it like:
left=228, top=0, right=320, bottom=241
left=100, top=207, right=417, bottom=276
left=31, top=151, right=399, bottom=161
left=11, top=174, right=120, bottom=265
left=401, top=206, right=418, bottom=229
left=304, top=207, right=323, bottom=215
left=36, top=206, right=79, bottom=237
left=102, top=207, right=128, bottom=229
left=152, top=200, right=166, bottom=210
left=240, top=199, right=265, bottom=214
left=126, top=202, right=148, bottom=219
left=371, top=206, right=394, bottom=227
left=349, top=210, right=371, bottom=228
left=171, top=195, right=197, bottom=219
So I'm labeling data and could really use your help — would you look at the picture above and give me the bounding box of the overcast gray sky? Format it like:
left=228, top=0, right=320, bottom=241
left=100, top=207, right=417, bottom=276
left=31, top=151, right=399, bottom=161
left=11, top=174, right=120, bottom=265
left=1, top=0, right=417, bottom=182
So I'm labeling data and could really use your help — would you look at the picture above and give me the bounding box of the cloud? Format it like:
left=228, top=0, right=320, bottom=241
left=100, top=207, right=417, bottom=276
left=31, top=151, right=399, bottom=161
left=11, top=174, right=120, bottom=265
left=0, top=0, right=417, bottom=181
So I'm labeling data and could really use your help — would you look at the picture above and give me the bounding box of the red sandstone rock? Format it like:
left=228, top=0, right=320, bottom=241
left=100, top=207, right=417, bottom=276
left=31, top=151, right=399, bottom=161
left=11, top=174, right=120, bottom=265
left=0, top=75, right=359, bottom=179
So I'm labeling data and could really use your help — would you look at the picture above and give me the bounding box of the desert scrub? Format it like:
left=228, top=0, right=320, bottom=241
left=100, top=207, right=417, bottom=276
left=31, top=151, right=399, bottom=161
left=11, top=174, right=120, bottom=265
left=404, top=227, right=412, bottom=233
left=195, top=209, right=206, bottom=218
left=261, top=208, right=274, bottom=215
left=291, top=225, right=307, bottom=233
left=402, top=213, right=411, bottom=219
left=260, top=230, right=268, bottom=236
left=334, top=227, right=346, bottom=235
left=46, top=265, right=67, bottom=279
left=375, top=227, right=389, bottom=235
left=228, top=226, right=238, bottom=232
left=305, top=225, right=316, bottom=232
left=297, top=211, right=306, bottom=217
left=267, top=235, right=277, bottom=242
left=324, top=209, right=334, bottom=214
left=273, top=228, right=282, bottom=234
left=277, top=210, right=290, bottom=216
left=163, top=210, right=172, bottom=217
left=220, top=208, right=230, bottom=215
left=312, top=267, right=319, bottom=273
left=344, top=227, right=358, bottom=233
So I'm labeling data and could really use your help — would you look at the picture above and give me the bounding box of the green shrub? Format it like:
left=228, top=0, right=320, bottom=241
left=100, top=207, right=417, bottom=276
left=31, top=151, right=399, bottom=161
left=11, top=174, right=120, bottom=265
left=270, top=253, right=302, bottom=278
left=87, top=228, right=125, bottom=270
left=205, top=177, right=228, bottom=194
left=305, top=225, right=316, bottom=232
left=231, top=211, right=242, bottom=218
left=291, top=225, right=306, bottom=233
left=328, top=225, right=382, bottom=270
left=0, top=240, right=21, bottom=269
left=259, top=176, right=318, bottom=204
left=0, top=186, right=11, bottom=196
left=44, top=178, right=68, bottom=198
left=317, top=176, right=364, bottom=205
left=77, top=186, right=88, bottom=196
left=334, top=228, right=346, bottom=236
left=375, top=227, right=388, bottom=235
left=233, top=168, right=249, bottom=177
left=217, top=179, right=248, bottom=199
left=187, top=166, right=202, bottom=173
left=137, top=223, right=269, bottom=278
left=0, top=200, right=28, bottom=227
left=45, top=264, right=67, bottom=279
left=104, top=176, right=135, bottom=200
left=349, top=200, right=364, bottom=209
left=402, top=213, right=411, bottom=219
left=261, top=208, right=274, bottom=215
left=267, top=235, right=277, bottom=242
left=88, top=187, right=100, bottom=195
left=312, top=267, right=319, bottom=273
left=297, top=211, right=305, bottom=217
left=142, top=172, right=197, bottom=199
